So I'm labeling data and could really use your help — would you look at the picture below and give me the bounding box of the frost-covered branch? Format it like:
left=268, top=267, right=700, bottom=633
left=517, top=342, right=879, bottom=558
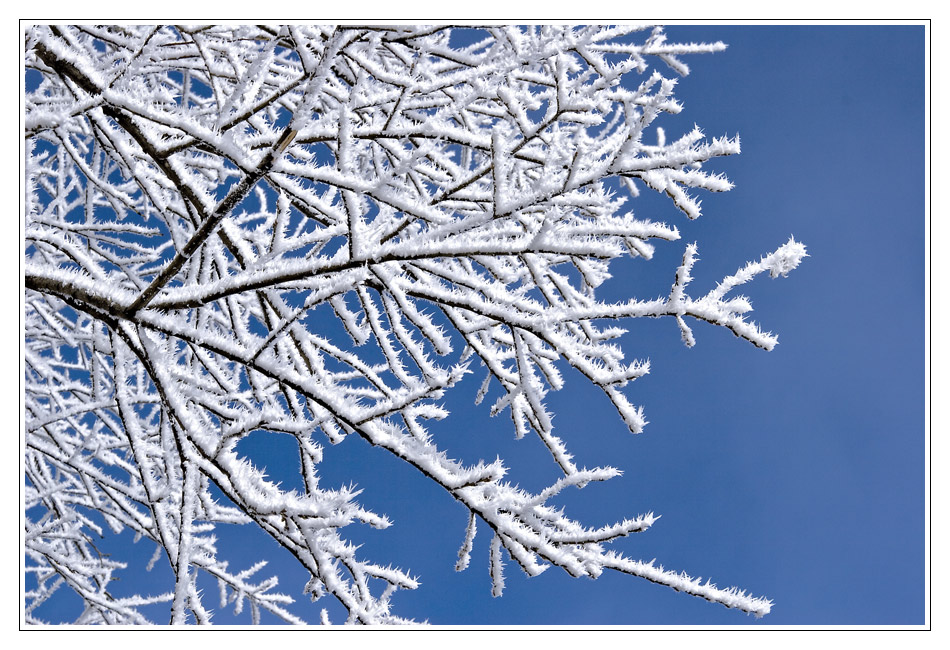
left=24, top=24, right=802, bottom=624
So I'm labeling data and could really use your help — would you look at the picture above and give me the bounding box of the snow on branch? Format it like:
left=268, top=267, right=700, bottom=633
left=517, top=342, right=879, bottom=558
left=24, top=24, right=800, bottom=624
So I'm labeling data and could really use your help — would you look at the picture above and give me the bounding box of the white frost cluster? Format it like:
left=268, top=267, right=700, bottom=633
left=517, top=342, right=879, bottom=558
left=24, top=24, right=798, bottom=624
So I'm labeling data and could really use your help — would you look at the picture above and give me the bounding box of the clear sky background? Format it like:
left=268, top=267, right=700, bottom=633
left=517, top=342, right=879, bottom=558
left=24, top=24, right=927, bottom=627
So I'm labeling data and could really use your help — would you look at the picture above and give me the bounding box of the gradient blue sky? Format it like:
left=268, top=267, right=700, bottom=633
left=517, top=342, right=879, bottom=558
left=25, top=24, right=927, bottom=627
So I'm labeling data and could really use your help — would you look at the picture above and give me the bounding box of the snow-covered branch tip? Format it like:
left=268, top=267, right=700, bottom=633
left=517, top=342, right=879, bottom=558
left=668, top=237, right=807, bottom=349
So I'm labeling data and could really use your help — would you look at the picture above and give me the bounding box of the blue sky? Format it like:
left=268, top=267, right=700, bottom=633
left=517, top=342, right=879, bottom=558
left=25, top=24, right=927, bottom=627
